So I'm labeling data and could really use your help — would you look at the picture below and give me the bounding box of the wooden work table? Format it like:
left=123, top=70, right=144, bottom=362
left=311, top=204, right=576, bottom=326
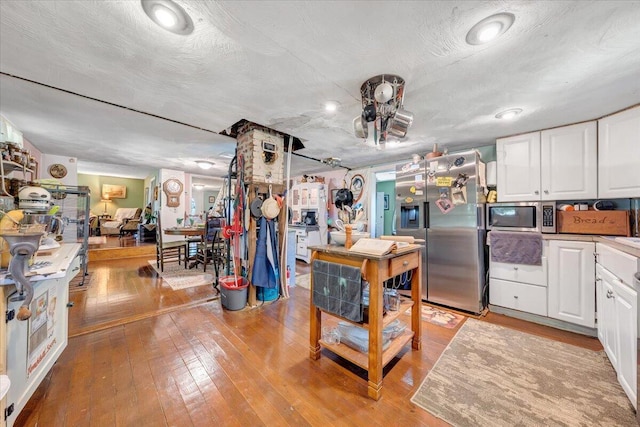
left=308, top=244, right=422, bottom=400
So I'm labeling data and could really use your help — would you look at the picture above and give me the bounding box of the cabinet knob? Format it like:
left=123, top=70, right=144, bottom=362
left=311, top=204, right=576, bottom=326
left=606, top=289, right=614, bottom=299
left=544, top=190, right=549, bottom=194
left=534, top=190, right=539, bottom=195
left=513, top=266, right=518, bottom=270
left=513, top=295, right=519, bottom=299
left=595, top=277, right=601, bottom=282
left=402, top=261, right=409, bottom=266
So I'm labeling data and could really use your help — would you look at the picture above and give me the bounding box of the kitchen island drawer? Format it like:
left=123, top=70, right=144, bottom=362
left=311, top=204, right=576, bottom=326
left=490, top=278, right=547, bottom=316
left=388, top=252, right=419, bottom=278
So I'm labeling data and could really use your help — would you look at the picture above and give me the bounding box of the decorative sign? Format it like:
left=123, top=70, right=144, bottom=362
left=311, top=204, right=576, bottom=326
left=48, top=164, right=67, bottom=179
left=436, top=177, right=453, bottom=187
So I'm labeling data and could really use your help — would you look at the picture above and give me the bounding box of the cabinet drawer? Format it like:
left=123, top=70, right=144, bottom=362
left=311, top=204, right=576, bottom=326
left=490, top=256, right=548, bottom=286
left=490, top=278, right=548, bottom=316
left=297, top=235, right=307, bottom=243
left=296, top=243, right=307, bottom=256
left=596, top=243, right=640, bottom=286
left=388, top=252, right=419, bottom=277
left=294, top=229, right=307, bottom=237
left=66, top=256, right=82, bottom=280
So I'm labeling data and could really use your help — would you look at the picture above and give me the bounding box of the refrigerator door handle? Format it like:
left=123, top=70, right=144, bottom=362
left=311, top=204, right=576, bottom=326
left=424, top=201, right=429, bottom=229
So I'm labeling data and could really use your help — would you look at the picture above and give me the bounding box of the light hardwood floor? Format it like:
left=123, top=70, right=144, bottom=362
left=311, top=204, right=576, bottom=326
left=16, top=255, right=602, bottom=426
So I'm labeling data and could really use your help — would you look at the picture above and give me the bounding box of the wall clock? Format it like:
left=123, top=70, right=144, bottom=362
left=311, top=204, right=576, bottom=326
left=163, top=178, right=183, bottom=207
left=48, top=163, right=67, bottom=179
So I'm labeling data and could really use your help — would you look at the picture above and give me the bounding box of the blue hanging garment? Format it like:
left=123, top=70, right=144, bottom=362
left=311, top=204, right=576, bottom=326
left=251, top=216, right=278, bottom=288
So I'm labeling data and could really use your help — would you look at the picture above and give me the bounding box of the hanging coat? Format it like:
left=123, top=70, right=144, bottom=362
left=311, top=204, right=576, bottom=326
left=251, top=216, right=279, bottom=288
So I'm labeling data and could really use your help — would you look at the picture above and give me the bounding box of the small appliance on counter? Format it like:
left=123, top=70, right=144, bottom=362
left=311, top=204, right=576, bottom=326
left=18, top=186, right=51, bottom=213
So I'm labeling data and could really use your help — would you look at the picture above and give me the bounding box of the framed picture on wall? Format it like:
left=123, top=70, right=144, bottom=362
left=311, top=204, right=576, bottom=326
left=102, top=184, right=127, bottom=199
left=384, top=194, right=389, bottom=210
left=208, top=196, right=215, bottom=203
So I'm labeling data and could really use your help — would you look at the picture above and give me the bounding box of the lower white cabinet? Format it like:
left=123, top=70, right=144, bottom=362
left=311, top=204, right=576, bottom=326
left=291, top=226, right=322, bottom=263
left=595, top=242, right=639, bottom=410
left=596, top=265, right=620, bottom=370
left=489, top=278, right=547, bottom=316
left=548, top=240, right=595, bottom=327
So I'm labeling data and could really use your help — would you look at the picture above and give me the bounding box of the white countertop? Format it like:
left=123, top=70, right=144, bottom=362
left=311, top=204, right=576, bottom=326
left=0, top=243, right=82, bottom=285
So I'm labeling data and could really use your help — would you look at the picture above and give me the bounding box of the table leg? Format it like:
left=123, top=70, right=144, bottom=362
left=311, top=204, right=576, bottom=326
left=367, top=266, right=383, bottom=401
left=309, top=273, right=321, bottom=360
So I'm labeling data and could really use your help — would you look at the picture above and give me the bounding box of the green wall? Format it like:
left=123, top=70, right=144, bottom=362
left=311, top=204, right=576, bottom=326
left=78, top=174, right=146, bottom=216
left=376, top=180, right=396, bottom=235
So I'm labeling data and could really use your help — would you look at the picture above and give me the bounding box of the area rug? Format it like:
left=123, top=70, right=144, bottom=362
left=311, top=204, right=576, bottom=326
left=147, top=260, right=215, bottom=291
left=404, top=304, right=465, bottom=328
left=411, top=318, right=636, bottom=426
left=295, top=273, right=311, bottom=290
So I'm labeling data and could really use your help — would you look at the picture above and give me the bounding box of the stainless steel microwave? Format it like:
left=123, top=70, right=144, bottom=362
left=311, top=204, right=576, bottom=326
left=486, top=201, right=556, bottom=233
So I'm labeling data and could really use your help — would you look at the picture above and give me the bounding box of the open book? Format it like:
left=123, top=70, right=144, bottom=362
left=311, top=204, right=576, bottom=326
left=348, top=238, right=411, bottom=256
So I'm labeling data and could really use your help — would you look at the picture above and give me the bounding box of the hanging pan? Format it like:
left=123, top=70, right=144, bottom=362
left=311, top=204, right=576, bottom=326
left=250, top=188, right=263, bottom=218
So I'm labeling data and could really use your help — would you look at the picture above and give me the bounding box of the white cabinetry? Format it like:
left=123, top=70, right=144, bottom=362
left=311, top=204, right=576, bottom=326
left=496, top=132, right=541, bottom=202
left=598, top=106, right=640, bottom=198
left=496, top=121, right=597, bottom=202
left=489, top=240, right=549, bottom=316
left=548, top=240, right=595, bottom=327
left=595, top=242, right=639, bottom=408
left=289, top=182, right=328, bottom=263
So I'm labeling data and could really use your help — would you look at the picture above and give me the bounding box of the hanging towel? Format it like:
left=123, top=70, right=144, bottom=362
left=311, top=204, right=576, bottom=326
left=490, top=231, right=543, bottom=265
left=312, top=260, right=363, bottom=322
left=252, top=216, right=278, bottom=288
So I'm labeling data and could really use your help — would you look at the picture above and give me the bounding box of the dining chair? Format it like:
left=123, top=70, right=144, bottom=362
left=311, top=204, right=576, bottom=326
left=194, top=217, right=226, bottom=275
left=155, top=214, right=187, bottom=272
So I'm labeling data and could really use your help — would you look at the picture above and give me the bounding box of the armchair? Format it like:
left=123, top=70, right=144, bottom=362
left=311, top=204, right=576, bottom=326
left=100, top=208, right=141, bottom=236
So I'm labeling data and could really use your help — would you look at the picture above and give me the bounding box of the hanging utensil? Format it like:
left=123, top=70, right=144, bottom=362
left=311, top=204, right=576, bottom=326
left=250, top=188, right=263, bottom=218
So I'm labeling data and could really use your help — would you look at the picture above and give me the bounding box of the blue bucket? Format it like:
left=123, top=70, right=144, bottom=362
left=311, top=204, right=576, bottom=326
left=257, top=286, right=278, bottom=301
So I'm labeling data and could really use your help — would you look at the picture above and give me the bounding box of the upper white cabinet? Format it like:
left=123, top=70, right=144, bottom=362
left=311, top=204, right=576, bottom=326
left=540, top=122, right=598, bottom=200
left=547, top=240, right=595, bottom=328
left=598, top=105, right=640, bottom=198
left=496, top=131, right=541, bottom=201
left=496, top=121, right=597, bottom=202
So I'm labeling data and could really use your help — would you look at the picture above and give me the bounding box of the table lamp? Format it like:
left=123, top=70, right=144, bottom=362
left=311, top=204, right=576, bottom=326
left=101, top=195, right=112, bottom=215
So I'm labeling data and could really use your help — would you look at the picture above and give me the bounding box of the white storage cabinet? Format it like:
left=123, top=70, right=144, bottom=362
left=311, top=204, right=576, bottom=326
left=598, top=105, right=640, bottom=198
left=548, top=240, right=595, bottom=328
left=595, top=242, right=639, bottom=409
left=496, top=121, right=597, bottom=202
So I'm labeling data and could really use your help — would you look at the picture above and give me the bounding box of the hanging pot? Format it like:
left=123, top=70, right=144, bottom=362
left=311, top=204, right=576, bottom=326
left=334, top=188, right=353, bottom=209
left=353, top=116, right=368, bottom=139
left=250, top=189, right=263, bottom=218
left=388, top=109, right=414, bottom=138
left=362, top=104, right=377, bottom=122
left=425, top=143, right=443, bottom=159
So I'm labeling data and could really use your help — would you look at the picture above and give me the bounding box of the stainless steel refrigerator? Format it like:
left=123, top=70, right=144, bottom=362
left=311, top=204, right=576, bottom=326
left=394, top=159, right=427, bottom=300
left=426, top=150, right=486, bottom=314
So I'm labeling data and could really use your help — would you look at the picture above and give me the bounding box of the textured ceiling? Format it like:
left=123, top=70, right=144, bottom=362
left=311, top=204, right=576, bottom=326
left=1, top=1, right=639, bottom=180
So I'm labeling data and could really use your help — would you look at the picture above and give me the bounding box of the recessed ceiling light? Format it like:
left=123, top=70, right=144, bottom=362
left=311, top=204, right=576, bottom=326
left=325, top=101, right=339, bottom=112
left=495, top=108, right=523, bottom=120
left=466, top=13, right=515, bottom=45
left=195, top=160, right=214, bottom=169
left=141, top=0, right=194, bottom=35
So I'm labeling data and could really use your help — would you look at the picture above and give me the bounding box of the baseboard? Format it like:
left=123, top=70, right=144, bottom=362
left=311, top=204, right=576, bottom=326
left=489, top=305, right=598, bottom=337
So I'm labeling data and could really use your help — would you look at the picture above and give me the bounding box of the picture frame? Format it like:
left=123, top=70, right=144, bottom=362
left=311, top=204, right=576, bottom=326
left=102, top=184, right=127, bottom=199
left=208, top=196, right=216, bottom=203
left=384, top=194, right=389, bottom=210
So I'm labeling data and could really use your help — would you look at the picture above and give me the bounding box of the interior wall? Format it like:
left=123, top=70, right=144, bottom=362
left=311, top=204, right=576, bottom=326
left=78, top=174, right=145, bottom=216
left=41, top=153, right=78, bottom=186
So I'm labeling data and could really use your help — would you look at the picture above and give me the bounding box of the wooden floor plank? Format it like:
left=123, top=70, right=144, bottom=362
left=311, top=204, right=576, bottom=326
left=14, top=256, right=608, bottom=426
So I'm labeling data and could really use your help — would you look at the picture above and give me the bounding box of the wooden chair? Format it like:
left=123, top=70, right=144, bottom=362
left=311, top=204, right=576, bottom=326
left=194, top=217, right=226, bottom=277
left=155, top=214, right=187, bottom=272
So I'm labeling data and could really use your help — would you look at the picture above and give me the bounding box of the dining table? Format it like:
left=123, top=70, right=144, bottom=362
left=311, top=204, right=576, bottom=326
left=163, top=226, right=205, bottom=268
